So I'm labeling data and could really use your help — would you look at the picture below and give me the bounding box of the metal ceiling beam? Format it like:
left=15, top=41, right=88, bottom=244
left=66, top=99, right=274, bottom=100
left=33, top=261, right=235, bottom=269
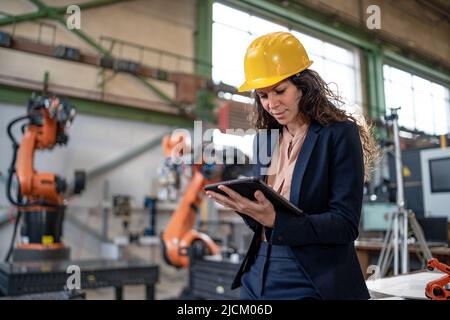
left=222, top=0, right=377, bottom=50
left=54, top=0, right=127, bottom=12
left=0, top=11, right=46, bottom=26
left=135, top=76, right=190, bottom=117
left=383, top=49, right=450, bottom=87
left=0, top=0, right=126, bottom=27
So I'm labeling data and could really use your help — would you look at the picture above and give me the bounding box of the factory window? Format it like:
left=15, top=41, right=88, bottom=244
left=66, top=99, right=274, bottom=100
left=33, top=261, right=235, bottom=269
left=288, top=30, right=362, bottom=108
left=212, top=3, right=362, bottom=108
left=384, top=65, right=450, bottom=135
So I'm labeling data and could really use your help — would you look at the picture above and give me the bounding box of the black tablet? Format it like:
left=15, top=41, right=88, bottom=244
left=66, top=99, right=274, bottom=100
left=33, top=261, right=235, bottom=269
left=204, top=177, right=304, bottom=216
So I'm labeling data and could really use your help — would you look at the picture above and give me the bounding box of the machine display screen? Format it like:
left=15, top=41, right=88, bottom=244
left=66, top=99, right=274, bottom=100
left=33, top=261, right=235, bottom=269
left=429, top=157, right=450, bottom=193
left=361, top=202, right=397, bottom=231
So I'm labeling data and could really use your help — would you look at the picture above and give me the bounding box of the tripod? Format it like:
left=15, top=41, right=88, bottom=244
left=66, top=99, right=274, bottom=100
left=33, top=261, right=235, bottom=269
left=377, top=208, right=433, bottom=277
left=377, top=108, right=433, bottom=277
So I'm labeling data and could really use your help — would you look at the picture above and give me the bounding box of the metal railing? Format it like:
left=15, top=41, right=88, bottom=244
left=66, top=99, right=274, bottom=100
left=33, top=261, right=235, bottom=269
left=99, top=35, right=211, bottom=74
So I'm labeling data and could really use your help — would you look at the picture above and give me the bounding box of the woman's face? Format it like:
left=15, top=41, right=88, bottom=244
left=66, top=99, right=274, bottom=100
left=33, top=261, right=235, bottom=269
left=256, top=80, right=302, bottom=126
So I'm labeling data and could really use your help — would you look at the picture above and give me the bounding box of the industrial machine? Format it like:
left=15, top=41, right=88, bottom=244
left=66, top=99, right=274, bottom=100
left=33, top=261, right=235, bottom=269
left=365, top=108, right=450, bottom=278
left=161, top=135, right=251, bottom=267
left=5, top=94, right=85, bottom=262
left=112, top=194, right=132, bottom=233
left=420, top=147, right=450, bottom=219
left=159, top=131, right=253, bottom=298
left=425, top=258, right=450, bottom=300
left=160, top=132, right=224, bottom=268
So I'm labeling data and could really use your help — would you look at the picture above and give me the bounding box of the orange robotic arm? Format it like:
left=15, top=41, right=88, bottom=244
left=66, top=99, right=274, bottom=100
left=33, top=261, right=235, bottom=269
left=160, top=133, right=220, bottom=268
left=4, top=95, right=79, bottom=262
left=162, top=133, right=188, bottom=158
left=161, top=168, right=220, bottom=267
left=425, top=258, right=450, bottom=300
left=16, top=104, right=65, bottom=205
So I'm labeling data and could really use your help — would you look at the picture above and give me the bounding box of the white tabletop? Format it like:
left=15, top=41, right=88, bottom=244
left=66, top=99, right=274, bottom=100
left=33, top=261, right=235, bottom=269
left=366, top=271, right=445, bottom=300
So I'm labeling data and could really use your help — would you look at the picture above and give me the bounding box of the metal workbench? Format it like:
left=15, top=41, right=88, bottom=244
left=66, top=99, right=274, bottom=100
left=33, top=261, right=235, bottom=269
left=0, top=259, right=159, bottom=300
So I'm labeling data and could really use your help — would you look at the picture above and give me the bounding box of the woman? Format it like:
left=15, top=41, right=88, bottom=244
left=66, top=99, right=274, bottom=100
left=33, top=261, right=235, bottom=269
left=205, top=32, right=378, bottom=300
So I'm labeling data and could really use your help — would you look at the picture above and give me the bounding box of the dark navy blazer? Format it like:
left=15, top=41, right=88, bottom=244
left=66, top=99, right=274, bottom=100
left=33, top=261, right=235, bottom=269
left=231, top=120, right=370, bottom=300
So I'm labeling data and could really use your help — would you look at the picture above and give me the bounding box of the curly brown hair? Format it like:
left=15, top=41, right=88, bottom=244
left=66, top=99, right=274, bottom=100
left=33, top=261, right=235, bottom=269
left=251, top=69, right=379, bottom=181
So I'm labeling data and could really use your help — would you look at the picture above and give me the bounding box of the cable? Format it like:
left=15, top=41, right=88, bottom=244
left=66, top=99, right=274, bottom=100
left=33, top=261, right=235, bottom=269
left=4, top=209, right=21, bottom=262
left=4, top=115, right=28, bottom=262
left=7, top=115, right=28, bottom=147
left=5, top=115, right=31, bottom=207
left=6, top=146, right=21, bottom=207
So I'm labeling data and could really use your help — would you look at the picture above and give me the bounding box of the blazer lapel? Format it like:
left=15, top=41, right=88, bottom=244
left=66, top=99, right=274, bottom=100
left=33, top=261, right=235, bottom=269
left=289, top=121, right=321, bottom=207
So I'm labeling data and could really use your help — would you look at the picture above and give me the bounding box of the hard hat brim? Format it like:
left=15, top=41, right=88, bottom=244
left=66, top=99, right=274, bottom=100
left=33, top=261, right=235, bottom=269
left=237, top=62, right=313, bottom=92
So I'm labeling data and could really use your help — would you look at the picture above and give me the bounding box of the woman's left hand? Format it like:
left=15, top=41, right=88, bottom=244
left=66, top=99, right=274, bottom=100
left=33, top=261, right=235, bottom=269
left=205, top=185, right=276, bottom=228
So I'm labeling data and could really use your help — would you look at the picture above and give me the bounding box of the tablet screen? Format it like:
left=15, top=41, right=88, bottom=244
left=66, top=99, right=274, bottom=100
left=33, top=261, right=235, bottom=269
left=204, top=177, right=304, bottom=216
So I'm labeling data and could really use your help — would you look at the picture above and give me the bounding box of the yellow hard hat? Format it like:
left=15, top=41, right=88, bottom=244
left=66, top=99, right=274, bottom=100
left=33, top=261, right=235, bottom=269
left=238, top=32, right=313, bottom=92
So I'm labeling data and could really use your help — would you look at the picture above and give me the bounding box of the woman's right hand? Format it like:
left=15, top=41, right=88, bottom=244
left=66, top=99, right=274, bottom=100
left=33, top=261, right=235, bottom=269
left=206, top=185, right=276, bottom=228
